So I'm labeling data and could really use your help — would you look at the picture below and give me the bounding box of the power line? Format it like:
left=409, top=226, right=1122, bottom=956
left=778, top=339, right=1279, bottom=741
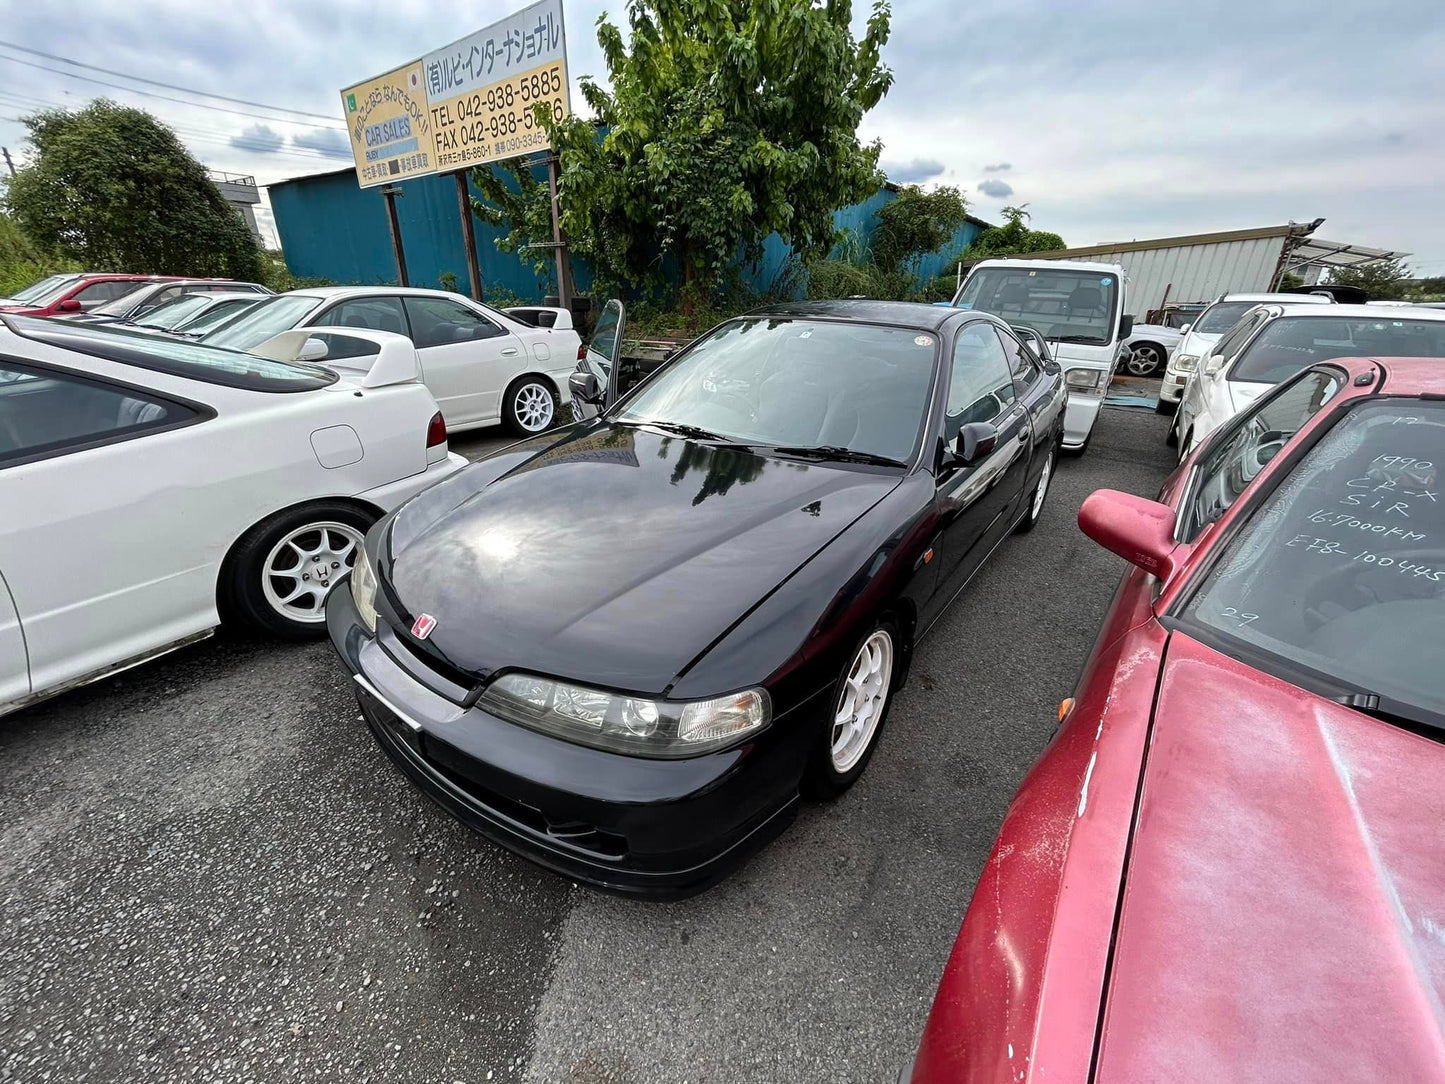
left=0, top=52, right=345, bottom=130
left=0, top=39, right=340, bottom=123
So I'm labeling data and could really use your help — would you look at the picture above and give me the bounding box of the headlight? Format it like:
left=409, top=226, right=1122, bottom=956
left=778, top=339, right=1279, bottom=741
left=350, top=547, right=379, bottom=634
left=1065, top=367, right=1104, bottom=391
left=1173, top=353, right=1200, bottom=372
left=478, top=673, right=771, bottom=758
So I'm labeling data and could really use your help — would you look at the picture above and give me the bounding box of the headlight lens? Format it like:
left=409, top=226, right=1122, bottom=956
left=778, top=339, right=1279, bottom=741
left=1065, top=367, right=1104, bottom=391
left=478, top=673, right=771, bottom=758
left=350, top=547, right=378, bottom=633
left=1173, top=353, right=1200, bottom=372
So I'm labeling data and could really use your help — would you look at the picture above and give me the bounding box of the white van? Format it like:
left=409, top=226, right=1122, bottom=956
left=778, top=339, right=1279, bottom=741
left=951, top=258, right=1129, bottom=453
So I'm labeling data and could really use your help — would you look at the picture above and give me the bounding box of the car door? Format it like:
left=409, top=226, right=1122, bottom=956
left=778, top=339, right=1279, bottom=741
left=928, top=320, right=1032, bottom=617
left=572, top=299, right=626, bottom=421
left=0, top=358, right=209, bottom=697
left=399, top=296, right=526, bottom=427
left=997, top=323, right=1061, bottom=466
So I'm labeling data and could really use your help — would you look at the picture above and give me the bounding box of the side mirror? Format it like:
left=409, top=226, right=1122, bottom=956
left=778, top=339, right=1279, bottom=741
left=569, top=370, right=604, bottom=405
left=56, top=298, right=83, bottom=313
left=958, top=421, right=998, bottom=465
left=1117, top=314, right=1135, bottom=339
left=1079, top=489, right=1182, bottom=579
left=1180, top=323, right=1193, bottom=335
left=1204, top=353, right=1226, bottom=376
left=296, top=336, right=329, bottom=362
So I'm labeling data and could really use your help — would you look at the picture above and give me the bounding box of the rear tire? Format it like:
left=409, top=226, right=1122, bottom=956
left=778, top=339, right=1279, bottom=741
left=1125, top=344, right=1165, bottom=376
left=226, top=501, right=377, bottom=640
left=802, top=619, right=900, bottom=800
left=504, top=375, right=559, bottom=436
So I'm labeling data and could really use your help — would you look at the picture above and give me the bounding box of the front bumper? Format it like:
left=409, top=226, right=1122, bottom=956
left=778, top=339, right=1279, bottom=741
left=1158, top=370, right=1188, bottom=404
left=1062, top=391, right=1103, bottom=449
left=326, top=585, right=809, bottom=898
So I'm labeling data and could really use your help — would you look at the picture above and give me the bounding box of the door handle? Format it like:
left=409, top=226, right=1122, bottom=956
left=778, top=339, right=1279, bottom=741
left=501, top=347, right=520, bottom=357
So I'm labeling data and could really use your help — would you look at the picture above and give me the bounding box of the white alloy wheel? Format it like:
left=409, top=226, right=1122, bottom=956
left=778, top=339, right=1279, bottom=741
left=830, top=629, right=894, bottom=773
left=1126, top=344, right=1165, bottom=376
left=1031, top=449, right=1054, bottom=521
left=260, top=521, right=364, bottom=624
left=514, top=381, right=555, bottom=432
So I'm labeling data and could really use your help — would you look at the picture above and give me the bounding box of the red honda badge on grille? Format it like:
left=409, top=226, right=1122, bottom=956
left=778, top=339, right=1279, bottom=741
left=411, top=613, right=437, bottom=640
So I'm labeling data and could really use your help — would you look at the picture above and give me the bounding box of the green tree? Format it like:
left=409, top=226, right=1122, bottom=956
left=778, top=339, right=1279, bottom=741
left=961, top=204, right=1064, bottom=260
left=3, top=100, right=260, bottom=279
left=1325, top=258, right=1411, bottom=300
left=870, top=184, right=968, bottom=274
left=479, top=0, right=893, bottom=325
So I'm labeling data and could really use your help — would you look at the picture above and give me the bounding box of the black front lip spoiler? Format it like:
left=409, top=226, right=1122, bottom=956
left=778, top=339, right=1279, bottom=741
left=326, top=583, right=801, bottom=900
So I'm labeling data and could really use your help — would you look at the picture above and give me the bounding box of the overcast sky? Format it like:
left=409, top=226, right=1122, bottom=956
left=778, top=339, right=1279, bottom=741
left=0, top=0, right=1441, bottom=272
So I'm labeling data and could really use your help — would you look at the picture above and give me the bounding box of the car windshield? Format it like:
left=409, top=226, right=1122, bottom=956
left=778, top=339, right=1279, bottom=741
left=4, top=314, right=336, bottom=392
left=9, top=274, right=77, bottom=303
left=1231, top=316, right=1445, bottom=384
left=202, top=294, right=326, bottom=350
left=133, top=294, right=214, bottom=329
left=89, top=286, right=161, bottom=317
left=616, top=317, right=939, bottom=463
left=1193, top=301, right=1259, bottom=335
left=1180, top=399, right=1445, bottom=730
left=955, top=267, right=1119, bottom=345
left=176, top=298, right=260, bottom=334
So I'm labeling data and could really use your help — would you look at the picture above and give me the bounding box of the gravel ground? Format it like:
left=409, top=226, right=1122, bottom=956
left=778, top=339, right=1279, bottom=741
left=1, top=406, right=1175, bottom=1084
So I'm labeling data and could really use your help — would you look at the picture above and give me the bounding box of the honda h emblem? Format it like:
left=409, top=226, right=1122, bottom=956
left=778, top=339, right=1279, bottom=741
left=411, top=613, right=437, bottom=640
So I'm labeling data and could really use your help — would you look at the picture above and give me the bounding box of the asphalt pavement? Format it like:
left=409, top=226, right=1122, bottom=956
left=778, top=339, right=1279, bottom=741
left=1, top=402, right=1176, bottom=1084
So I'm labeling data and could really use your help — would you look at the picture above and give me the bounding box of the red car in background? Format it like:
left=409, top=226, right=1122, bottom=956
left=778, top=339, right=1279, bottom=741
left=0, top=273, right=181, bottom=317
left=908, top=351, right=1445, bottom=1083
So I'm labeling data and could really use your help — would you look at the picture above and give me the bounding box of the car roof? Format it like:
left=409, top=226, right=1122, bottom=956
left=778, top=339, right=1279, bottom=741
left=288, top=285, right=484, bottom=301
left=1268, top=302, right=1445, bottom=321
left=974, top=257, right=1124, bottom=274
left=1216, top=292, right=1333, bottom=304
left=741, top=298, right=971, bottom=331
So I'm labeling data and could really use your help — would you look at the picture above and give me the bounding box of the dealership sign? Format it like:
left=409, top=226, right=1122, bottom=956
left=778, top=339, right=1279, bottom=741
left=340, top=0, right=571, bottom=189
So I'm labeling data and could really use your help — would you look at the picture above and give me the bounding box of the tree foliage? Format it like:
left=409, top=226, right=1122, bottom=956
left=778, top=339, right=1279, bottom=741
left=3, top=100, right=260, bottom=279
left=870, top=184, right=968, bottom=274
left=479, top=0, right=893, bottom=322
left=962, top=204, right=1064, bottom=260
left=1324, top=257, right=1410, bottom=300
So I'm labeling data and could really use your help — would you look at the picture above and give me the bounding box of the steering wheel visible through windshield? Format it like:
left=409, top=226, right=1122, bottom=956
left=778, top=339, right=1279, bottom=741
left=616, top=318, right=940, bottom=464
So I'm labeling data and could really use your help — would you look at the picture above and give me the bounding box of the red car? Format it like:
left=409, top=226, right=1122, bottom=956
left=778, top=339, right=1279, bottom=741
left=0, top=273, right=180, bottom=317
left=908, top=352, right=1445, bottom=1082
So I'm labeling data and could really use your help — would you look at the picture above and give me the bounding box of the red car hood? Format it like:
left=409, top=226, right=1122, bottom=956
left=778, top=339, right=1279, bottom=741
left=1097, top=632, right=1445, bottom=1082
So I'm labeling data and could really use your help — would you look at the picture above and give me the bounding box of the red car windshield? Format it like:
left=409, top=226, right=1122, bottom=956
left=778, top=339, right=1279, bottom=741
left=1178, top=398, right=1445, bottom=731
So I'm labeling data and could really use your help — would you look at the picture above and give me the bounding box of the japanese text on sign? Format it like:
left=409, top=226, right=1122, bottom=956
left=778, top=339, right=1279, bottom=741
left=430, top=60, right=568, bottom=170
left=340, top=63, right=434, bottom=189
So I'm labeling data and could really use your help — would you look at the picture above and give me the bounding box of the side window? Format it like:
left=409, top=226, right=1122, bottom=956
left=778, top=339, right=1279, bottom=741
left=1179, top=368, right=1342, bottom=541
left=0, top=361, right=194, bottom=466
left=1210, top=311, right=1267, bottom=368
left=73, top=281, right=131, bottom=306
left=132, top=286, right=183, bottom=317
left=945, top=322, right=1017, bottom=441
left=313, top=296, right=409, bottom=337
left=996, top=327, right=1042, bottom=395
left=402, top=297, right=505, bottom=349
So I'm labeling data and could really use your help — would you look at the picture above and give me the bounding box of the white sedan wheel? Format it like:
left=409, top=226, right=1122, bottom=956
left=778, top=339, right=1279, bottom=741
left=513, top=381, right=556, bottom=432
left=260, top=521, right=364, bottom=624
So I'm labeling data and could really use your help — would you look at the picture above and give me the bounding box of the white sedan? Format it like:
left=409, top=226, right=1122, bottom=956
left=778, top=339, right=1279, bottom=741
left=201, top=287, right=582, bottom=436
left=0, top=316, right=466, bottom=718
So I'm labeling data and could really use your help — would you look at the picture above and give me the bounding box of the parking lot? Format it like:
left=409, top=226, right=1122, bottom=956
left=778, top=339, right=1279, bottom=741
left=1, top=404, right=1175, bottom=1084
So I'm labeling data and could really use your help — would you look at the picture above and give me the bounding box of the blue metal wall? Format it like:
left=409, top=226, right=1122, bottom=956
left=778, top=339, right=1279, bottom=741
left=269, top=166, right=985, bottom=300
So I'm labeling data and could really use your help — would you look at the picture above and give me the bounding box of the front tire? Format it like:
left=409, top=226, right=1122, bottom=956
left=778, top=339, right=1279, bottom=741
left=803, top=620, right=899, bottom=800
left=1125, top=344, right=1165, bottom=376
left=1015, top=445, right=1056, bottom=534
left=226, top=502, right=376, bottom=639
left=1154, top=396, right=1176, bottom=415
left=504, top=375, right=559, bottom=436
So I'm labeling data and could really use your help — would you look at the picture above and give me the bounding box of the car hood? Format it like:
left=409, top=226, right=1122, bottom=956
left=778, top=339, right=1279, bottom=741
left=1095, top=632, right=1445, bottom=1082
left=382, top=423, right=900, bottom=694
left=1175, top=329, right=1222, bottom=359
left=1225, top=379, right=1272, bottom=414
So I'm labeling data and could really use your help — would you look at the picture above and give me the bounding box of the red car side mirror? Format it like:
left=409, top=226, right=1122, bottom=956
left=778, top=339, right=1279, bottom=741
left=56, top=298, right=83, bottom=313
left=1079, top=489, right=1182, bottom=580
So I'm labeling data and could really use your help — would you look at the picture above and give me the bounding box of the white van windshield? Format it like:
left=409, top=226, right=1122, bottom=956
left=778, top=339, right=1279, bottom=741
left=956, top=267, right=1119, bottom=346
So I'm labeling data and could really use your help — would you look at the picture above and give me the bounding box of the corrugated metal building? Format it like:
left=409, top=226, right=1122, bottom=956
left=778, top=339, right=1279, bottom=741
left=1022, top=222, right=1408, bottom=314
left=267, top=167, right=989, bottom=300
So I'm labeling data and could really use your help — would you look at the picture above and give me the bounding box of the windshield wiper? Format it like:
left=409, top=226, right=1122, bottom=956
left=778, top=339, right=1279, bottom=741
left=632, top=419, right=734, bottom=443
left=768, top=445, right=907, bottom=468
left=1051, top=334, right=1106, bottom=344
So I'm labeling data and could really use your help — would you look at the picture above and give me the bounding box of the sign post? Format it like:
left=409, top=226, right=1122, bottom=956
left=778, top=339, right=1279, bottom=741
left=338, top=0, right=573, bottom=304
left=381, top=186, right=409, bottom=287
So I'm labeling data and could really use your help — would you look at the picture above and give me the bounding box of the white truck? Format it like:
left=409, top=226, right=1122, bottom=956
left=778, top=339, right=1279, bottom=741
left=950, top=258, right=1131, bottom=453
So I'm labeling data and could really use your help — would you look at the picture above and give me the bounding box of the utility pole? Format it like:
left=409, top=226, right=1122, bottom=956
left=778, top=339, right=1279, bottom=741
left=454, top=170, right=484, bottom=302
left=545, top=155, right=572, bottom=312
left=2, top=148, right=14, bottom=178
left=381, top=185, right=409, bottom=288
